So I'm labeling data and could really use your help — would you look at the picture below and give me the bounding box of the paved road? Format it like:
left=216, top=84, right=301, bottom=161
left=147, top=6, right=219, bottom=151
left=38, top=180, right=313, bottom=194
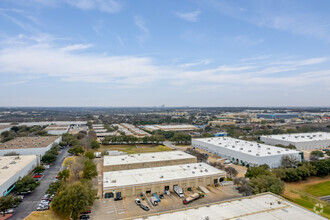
left=11, top=148, right=69, bottom=220
left=163, top=141, right=184, bottom=150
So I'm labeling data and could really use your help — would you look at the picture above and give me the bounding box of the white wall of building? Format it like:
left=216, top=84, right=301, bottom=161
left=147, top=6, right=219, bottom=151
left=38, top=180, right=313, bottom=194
left=192, top=139, right=301, bottom=168
left=260, top=137, right=330, bottom=150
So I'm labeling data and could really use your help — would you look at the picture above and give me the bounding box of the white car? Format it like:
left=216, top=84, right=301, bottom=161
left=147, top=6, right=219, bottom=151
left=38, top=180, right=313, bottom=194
left=224, top=160, right=231, bottom=164
left=135, top=198, right=141, bottom=206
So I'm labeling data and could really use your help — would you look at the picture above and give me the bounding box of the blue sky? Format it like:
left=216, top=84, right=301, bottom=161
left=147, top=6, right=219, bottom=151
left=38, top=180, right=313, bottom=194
left=0, top=0, right=329, bottom=107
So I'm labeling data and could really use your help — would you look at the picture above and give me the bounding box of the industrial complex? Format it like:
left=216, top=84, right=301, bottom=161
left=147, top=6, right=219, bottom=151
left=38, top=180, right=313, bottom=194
left=0, top=155, right=39, bottom=197
left=0, top=136, right=61, bottom=156
left=192, top=137, right=302, bottom=168
left=134, top=193, right=326, bottom=220
left=260, top=132, right=330, bottom=150
left=141, top=124, right=198, bottom=132
left=103, top=151, right=197, bottom=171
left=103, top=162, right=226, bottom=198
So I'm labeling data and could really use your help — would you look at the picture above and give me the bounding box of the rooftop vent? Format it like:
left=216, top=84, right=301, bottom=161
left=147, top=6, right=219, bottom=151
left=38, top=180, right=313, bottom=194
left=240, top=148, right=243, bottom=150
left=204, top=169, right=208, bottom=172
left=268, top=152, right=271, bottom=155
left=248, top=150, right=252, bottom=152
left=10, top=161, right=16, bottom=164
left=2, top=166, right=9, bottom=169
left=192, top=171, right=195, bottom=174
left=160, top=175, right=164, bottom=178
left=256, top=153, right=260, bottom=156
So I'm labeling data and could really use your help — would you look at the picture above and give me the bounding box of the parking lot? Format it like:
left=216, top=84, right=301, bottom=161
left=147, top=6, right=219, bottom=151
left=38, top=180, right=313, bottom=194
left=91, top=184, right=242, bottom=219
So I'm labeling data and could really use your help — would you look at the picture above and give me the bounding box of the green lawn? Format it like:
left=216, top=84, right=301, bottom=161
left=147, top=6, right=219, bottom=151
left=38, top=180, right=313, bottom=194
left=100, top=144, right=172, bottom=154
left=304, top=181, right=330, bottom=197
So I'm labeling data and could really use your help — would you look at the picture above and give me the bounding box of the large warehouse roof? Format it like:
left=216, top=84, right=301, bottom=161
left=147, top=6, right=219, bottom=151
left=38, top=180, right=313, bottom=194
left=142, top=124, right=197, bottom=131
left=261, top=132, right=330, bottom=142
left=193, top=137, right=299, bottom=157
left=0, top=155, right=38, bottom=187
left=103, top=163, right=224, bottom=188
left=0, top=136, right=60, bottom=150
left=134, top=193, right=325, bottom=220
left=103, top=151, right=196, bottom=166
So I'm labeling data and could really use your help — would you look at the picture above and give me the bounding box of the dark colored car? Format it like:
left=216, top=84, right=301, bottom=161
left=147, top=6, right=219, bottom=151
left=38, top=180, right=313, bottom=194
left=114, top=197, right=122, bottom=201
left=159, top=194, right=164, bottom=199
left=79, top=214, right=90, bottom=219
left=140, top=205, right=150, bottom=211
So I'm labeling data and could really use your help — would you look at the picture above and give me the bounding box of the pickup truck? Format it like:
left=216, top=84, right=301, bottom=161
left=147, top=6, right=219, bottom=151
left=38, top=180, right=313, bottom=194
left=183, top=192, right=204, bottom=205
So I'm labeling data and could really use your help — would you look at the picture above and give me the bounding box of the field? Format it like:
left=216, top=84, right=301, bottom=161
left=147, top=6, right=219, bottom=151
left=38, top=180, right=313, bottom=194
left=282, top=176, right=330, bottom=219
left=99, top=144, right=172, bottom=154
left=25, top=209, right=68, bottom=220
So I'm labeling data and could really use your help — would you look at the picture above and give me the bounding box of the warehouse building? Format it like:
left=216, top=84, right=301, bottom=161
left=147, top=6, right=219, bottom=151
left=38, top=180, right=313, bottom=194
left=0, top=136, right=61, bottom=156
left=120, top=123, right=150, bottom=137
left=142, top=124, right=198, bottom=132
left=260, top=132, right=330, bottom=150
left=134, top=192, right=326, bottom=220
left=192, top=137, right=302, bottom=168
left=103, top=151, right=197, bottom=172
left=45, top=125, right=69, bottom=135
left=0, top=155, right=39, bottom=197
left=103, top=162, right=225, bottom=198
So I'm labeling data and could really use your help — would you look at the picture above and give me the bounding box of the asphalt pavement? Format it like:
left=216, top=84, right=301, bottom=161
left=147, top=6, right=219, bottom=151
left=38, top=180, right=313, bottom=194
left=11, top=148, right=69, bottom=220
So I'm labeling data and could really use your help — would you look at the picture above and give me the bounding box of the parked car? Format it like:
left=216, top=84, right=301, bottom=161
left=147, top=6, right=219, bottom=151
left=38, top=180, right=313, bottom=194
left=79, top=215, right=90, bottom=219
left=0, top=209, right=14, bottom=214
left=135, top=198, right=141, bottom=206
left=19, top=191, right=31, bottom=195
left=114, top=197, right=122, bottom=201
left=159, top=194, right=164, bottom=199
left=140, top=205, right=150, bottom=211
left=33, top=174, right=42, bottom=178
left=224, top=160, right=231, bottom=164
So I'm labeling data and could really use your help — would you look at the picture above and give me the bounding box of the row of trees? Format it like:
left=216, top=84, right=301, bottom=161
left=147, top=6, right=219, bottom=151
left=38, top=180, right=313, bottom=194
left=41, top=144, right=60, bottom=164
left=101, top=134, right=165, bottom=145
left=1, top=125, right=48, bottom=142
left=51, top=151, right=98, bottom=219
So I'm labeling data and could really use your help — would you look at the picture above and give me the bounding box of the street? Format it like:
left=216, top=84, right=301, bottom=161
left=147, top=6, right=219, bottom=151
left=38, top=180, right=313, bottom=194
left=11, top=148, right=69, bottom=220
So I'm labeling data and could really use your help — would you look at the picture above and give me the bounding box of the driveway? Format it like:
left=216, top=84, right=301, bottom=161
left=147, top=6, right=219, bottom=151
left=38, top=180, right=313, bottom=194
left=11, top=148, right=69, bottom=220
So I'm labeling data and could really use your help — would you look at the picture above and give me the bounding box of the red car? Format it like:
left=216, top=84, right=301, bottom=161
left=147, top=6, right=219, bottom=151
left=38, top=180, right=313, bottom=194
left=33, top=174, right=42, bottom=178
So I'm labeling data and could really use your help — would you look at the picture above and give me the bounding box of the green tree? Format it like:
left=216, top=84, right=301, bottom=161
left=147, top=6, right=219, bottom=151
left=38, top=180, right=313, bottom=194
left=0, top=195, right=19, bottom=216
left=245, top=164, right=272, bottom=178
left=46, top=181, right=63, bottom=195
left=311, top=150, right=324, bottom=158
left=15, top=176, right=40, bottom=193
left=281, top=155, right=299, bottom=168
left=34, top=165, right=45, bottom=174
left=41, top=152, right=57, bottom=164
left=83, top=159, right=98, bottom=180
left=68, top=146, right=85, bottom=156
left=250, top=175, right=284, bottom=195
left=90, top=140, right=100, bottom=149
left=58, top=169, right=70, bottom=181
left=52, top=181, right=96, bottom=219
left=84, top=150, right=95, bottom=160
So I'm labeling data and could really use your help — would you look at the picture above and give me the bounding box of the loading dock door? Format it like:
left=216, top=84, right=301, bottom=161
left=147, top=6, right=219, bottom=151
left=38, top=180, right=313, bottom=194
left=214, top=179, right=218, bottom=184
left=116, top=192, right=121, bottom=198
left=164, top=186, right=169, bottom=191
left=105, top=192, right=114, bottom=198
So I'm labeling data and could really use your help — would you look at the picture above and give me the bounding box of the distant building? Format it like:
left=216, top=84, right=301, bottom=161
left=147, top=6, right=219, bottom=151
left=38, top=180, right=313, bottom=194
left=208, top=120, right=235, bottom=126
left=45, top=125, right=69, bottom=135
left=103, top=151, right=197, bottom=172
left=260, top=132, right=330, bottom=150
left=0, top=155, right=39, bottom=197
left=192, top=137, right=302, bottom=168
left=257, top=113, right=300, bottom=119
left=142, top=124, right=198, bottom=132
left=214, top=132, right=228, bottom=137
left=134, top=192, right=326, bottom=220
left=0, top=136, right=61, bottom=156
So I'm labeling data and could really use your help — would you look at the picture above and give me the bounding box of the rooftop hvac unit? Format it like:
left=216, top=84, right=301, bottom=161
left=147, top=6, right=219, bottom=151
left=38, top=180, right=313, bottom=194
left=232, top=146, right=235, bottom=148
left=194, top=167, right=197, bottom=169
left=10, top=161, right=16, bottom=164
left=267, top=148, right=270, bottom=150
left=160, top=176, right=164, bottom=178
left=283, top=137, right=285, bottom=139
left=240, top=148, right=243, bottom=150
left=192, top=171, right=195, bottom=174
left=204, top=169, right=208, bottom=172
left=199, top=164, right=202, bottom=166
left=268, top=152, right=271, bottom=155
left=248, top=150, right=252, bottom=152
left=2, top=166, right=9, bottom=169
left=111, top=180, right=116, bottom=183
left=256, top=153, right=260, bottom=156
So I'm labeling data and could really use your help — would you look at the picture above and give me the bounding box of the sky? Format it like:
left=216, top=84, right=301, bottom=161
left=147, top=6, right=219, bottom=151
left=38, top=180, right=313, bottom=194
left=0, top=0, right=329, bottom=107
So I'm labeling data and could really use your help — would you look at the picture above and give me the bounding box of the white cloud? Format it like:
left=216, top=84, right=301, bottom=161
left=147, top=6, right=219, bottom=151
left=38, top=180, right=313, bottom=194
left=0, top=35, right=329, bottom=90
left=134, top=15, right=149, bottom=43
left=63, top=0, right=121, bottom=13
left=176, top=10, right=200, bottom=22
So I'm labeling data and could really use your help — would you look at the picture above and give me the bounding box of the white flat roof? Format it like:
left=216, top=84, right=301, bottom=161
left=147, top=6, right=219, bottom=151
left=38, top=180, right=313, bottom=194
left=103, top=162, right=224, bottom=189
left=103, top=151, right=196, bottom=166
left=143, top=124, right=197, bottom=131
left=262, top=132, right=330, bottom=143
left=0, top=155, right=38, bottom=186
left=134, top=193, right=325, bottom=220
left=193, top=137, right=300, bottom=157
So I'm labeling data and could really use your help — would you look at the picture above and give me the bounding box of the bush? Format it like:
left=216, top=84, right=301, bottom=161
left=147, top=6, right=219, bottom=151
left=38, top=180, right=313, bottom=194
left=15, top=176, right=40, bottom=193
left=250, top=175, right=284, bottom=195
left=68, top=146, right=85, bottom=156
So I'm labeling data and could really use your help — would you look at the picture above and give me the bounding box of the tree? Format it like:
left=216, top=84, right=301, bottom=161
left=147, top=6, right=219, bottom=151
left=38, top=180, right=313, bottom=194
left=52, top=181, right=96, bottom=220
left=326, top=151, right=330, bottom=156
left=84, top=150, right=95, bottom=160
left=41, top=152, right=57, bottom=164
left=70, top=157, right=85, bottom=180
left=46, top=181, right=63, bottom=195
left=281, top=155, right=299, bottom=168
left=90, top=140, right=100, bottom=150
left=0, top=195, right=19, bottom=216
left=245, top=164, right=272, bottom=178
left=34, top=165, right=45, bottom=174
left=250, top=175, right=284, bottom=195
left=234, top=177, right=252, bottom=196
left=68, top=146, right=85, bottom=156
left=311, top=150, right=324, bottom=158
left=15, top=176, right=40, bottom=193
left=3, top=152, right=19, bottom=156
left=224, top=167, right=238, bottom=179
left=83, top=159, right=98, bottom=180
left=58, top=169, right=70, bottom=181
